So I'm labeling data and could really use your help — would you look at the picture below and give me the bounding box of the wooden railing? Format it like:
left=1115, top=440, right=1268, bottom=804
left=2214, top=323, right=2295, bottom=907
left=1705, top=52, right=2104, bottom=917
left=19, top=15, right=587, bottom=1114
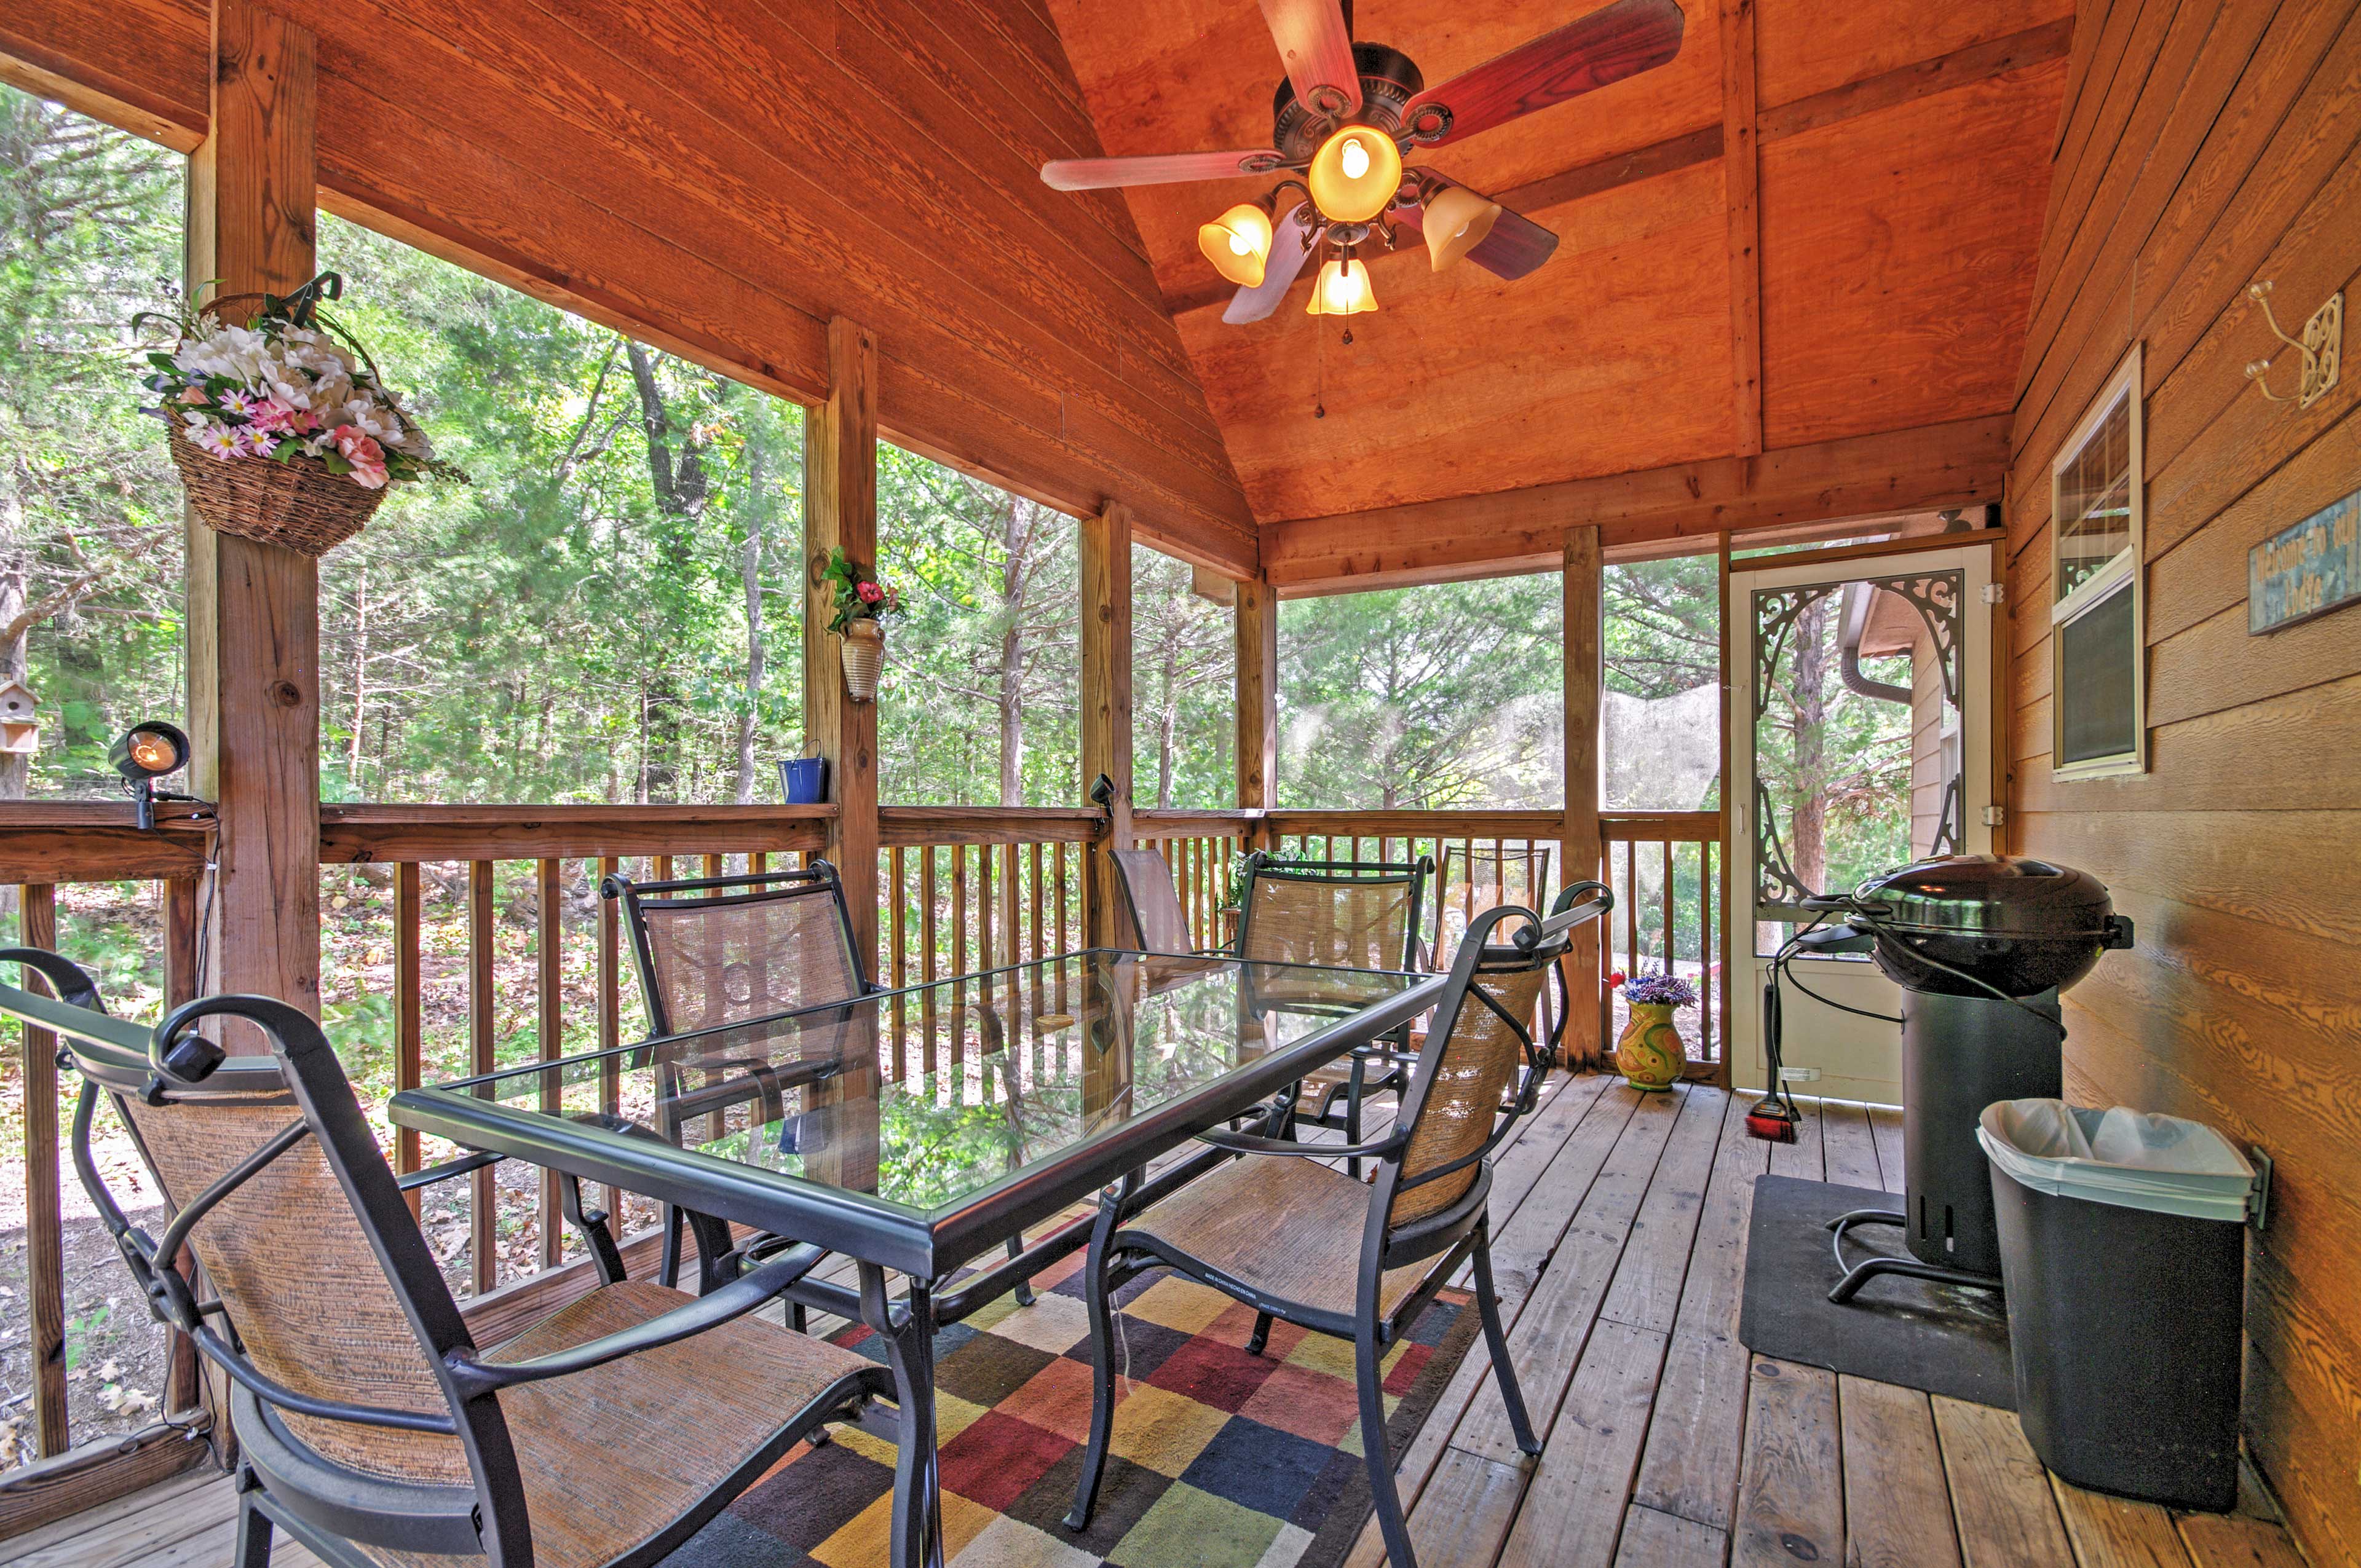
left=0, top=795, right=1727, bottom=1527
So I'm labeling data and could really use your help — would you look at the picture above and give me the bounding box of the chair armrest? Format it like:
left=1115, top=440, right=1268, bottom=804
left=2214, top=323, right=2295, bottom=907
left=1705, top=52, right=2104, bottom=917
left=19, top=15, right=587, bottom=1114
left=396, top=1149, right=503, bottom=1191
left=441, top=1242, right=826, bottom=1397
left=1195, top=1126, right=1406, bottom=1160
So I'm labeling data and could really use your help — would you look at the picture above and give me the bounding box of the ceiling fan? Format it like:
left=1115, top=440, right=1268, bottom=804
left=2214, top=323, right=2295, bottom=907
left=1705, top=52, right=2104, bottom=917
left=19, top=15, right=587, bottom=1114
left=1041, top=0, right=1687, bottom=325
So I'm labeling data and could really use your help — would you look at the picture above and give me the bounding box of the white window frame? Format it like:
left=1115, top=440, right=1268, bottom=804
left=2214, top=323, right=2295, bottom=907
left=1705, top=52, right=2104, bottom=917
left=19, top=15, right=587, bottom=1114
left=2049, top=344, right=2147, bottom=779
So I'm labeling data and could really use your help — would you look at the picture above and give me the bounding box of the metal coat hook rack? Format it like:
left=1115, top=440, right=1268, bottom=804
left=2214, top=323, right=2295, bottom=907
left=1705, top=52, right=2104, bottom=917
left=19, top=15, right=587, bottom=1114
left=2242, top=280, right=2341, bottom=408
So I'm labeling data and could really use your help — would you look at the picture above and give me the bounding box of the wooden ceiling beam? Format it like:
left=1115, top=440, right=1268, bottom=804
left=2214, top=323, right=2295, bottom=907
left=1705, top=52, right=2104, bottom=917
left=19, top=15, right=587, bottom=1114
left=1722, top=0, right=1763, bottom=459
left=1260, top=414, right=2011, bottom=595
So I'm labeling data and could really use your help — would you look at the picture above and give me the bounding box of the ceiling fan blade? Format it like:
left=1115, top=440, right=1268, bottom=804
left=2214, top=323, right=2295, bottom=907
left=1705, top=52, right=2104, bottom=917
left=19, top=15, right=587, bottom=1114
left=1041, top=149, right=1282, bottom=191
left=1393, top=178, right=1560, bottom=279
left=1224, top=205, right=1319, bottom=324
left=1401, top=0, right=1686, bottom=149
left=1260, top=0, right=1363, bottom=117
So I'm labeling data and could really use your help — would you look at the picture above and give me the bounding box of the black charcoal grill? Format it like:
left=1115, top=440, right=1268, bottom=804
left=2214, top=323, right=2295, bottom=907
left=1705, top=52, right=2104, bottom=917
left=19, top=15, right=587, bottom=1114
left=1814, top=854, right=2135, bottom=1299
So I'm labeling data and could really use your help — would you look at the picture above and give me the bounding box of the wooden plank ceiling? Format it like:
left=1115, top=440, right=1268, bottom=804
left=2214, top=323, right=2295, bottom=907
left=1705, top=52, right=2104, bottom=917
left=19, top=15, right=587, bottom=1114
left=1045, top=0, right=2072, bottom=580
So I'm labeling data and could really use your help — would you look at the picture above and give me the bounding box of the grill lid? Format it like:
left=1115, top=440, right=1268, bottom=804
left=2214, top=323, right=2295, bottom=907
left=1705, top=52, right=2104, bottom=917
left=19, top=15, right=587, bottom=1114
left=1848, top=854, right=2117, bottom=940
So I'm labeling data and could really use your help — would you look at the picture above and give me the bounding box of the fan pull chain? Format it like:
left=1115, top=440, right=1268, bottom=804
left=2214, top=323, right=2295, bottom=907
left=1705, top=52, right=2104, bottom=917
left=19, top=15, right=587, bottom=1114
left=1315, top=313, right=1327, bottom=419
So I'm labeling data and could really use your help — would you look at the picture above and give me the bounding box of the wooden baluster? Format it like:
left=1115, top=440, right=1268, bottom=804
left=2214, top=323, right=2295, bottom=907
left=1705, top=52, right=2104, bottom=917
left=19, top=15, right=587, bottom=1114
left=395, top=864, right=423, bottom=1219
left=160, top=877, right=203, bottom=1417
left=598, top=854, right=621, bottom=1223
left=889, top=846, right=907, bottom=1080
left=536, top=859, right=563, bottom=1269
left=1624, top=838, right=1640, bottom=978
left=951, top=845, right=967, bottom=1068
left=18, top=884, right=67, bottom=1459
left=1000, top=841, right=1019, bottom=983
left=1661, top=839, right=1676, bottom=992
left=654, top=854, right=673, bottom=883
left=705, top=853, right=724, bottom=880
left=1054, top=840, right=1070, bottom=1009
left=922, top=847, right=939, bottom=1075
left=976, top=841, right=993, bottom=1014
left=468, top=861, right=497, bottom=1294
left=1029, top=841, right=1045, bottom=967
left=751, top=851, right=767, bottom=876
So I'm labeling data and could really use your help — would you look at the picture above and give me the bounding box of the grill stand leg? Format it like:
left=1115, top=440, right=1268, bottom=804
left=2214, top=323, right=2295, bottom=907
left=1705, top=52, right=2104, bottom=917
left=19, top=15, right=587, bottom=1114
left=1825, top=1210, right=2003, bottom=1304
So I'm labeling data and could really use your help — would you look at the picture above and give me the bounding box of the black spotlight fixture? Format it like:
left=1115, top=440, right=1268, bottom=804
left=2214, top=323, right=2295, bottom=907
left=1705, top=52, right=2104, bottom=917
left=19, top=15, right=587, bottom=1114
left=109, top=720, right=192, bottom=831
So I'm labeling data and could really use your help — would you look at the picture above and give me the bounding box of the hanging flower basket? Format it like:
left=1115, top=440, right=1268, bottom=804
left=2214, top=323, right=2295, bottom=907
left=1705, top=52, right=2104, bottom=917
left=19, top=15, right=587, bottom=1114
left=133, top=274, right=465, bottom=557
left=822, top=548, right=903, bottom=706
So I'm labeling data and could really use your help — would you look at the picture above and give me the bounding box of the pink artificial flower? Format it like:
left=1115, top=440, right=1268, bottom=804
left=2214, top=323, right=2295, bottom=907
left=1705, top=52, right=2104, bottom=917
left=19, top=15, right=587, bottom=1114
left=187, top=424, right=240, bottom=461
left=247, top=398, right=295, bottom=432
left=176, top=385, right=208, bottom=404
left=217, top=388, right=259, bottom=417
left=333, top=425, right=390, bottom=490
left=856, top=581, right=885, bottom=604
left=233, top=424, right=277, bottom=458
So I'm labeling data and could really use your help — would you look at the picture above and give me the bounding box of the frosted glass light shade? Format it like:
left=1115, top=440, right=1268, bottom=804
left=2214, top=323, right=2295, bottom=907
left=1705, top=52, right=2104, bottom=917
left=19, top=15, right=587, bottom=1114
left=1423, top=186, right=1501, bottom=271
left=1305, top=258, right=1378, bottom=317
left=1197, top=203, right=1274, bottom=286
left=1307, top=128, right=1403, bottom=223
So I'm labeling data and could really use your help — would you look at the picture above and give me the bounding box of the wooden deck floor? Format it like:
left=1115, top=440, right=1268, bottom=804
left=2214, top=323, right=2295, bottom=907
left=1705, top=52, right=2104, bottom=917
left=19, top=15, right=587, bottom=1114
left=3, top=1085, right=2309, bottom=1568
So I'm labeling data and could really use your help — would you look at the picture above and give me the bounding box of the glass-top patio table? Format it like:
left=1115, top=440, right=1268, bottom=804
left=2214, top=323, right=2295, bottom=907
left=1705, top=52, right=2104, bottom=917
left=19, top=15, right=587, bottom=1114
left=388, top=948, right=1443, bottom=1568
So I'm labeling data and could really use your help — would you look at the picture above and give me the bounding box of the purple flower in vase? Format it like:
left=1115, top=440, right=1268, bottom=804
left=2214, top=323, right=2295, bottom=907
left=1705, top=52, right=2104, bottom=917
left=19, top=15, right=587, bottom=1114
left=1621, top=969, right=1697, bottom=1007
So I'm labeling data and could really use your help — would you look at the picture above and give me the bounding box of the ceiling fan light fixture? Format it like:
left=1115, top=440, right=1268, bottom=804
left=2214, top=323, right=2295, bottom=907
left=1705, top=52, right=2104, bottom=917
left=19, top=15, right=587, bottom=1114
left=1307, top=127, right=1403, bottom=223
left=1305, top=257, right=1378, bottom=317
left=1197, top=202, right=1275, bottom=286
left=1423, top=185, right=1501, bottom=271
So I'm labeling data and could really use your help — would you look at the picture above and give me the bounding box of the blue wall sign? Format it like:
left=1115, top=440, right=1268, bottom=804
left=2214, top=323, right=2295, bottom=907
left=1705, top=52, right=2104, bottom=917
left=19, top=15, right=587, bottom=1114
left=2250, top=489, right=2360, bottom=635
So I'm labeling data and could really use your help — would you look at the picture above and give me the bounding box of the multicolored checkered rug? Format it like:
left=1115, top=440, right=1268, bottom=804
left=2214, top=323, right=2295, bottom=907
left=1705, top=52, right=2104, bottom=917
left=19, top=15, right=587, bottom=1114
left=670, top=1248, right=1479, bottom=1567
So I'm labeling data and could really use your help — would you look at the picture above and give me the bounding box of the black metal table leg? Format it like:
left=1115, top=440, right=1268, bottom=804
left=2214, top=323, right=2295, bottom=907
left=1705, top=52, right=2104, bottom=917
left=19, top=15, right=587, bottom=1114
left=871, top=1264, right=946, bottom=1568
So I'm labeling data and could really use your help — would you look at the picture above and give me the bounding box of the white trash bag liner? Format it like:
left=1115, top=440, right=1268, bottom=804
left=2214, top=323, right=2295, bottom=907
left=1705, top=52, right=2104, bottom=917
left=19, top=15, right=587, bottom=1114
left=1977, top=1099, right=2255, bottom=1223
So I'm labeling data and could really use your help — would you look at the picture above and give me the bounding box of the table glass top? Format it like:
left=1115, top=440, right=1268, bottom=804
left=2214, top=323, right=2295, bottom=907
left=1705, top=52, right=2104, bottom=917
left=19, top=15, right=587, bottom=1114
left=426, top=952, right=1420, bottom=1219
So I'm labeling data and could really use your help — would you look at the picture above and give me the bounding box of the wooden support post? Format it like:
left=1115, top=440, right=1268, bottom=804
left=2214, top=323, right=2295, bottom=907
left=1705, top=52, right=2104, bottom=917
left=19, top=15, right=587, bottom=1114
left=1721, top=0, right=1764, bottom=459
left=1562, top=527, right=1605, bottom=1068
left=1080, top=500, right=1134, bottom=950
left=1235, top=573, right=1278, bottom=843
left=187, top=2, right=321, bottom=1037
left=467, top=860, right=496, bottom=1294
left=804, top=318, right=881, bottom=975
left=394, top=862, right=421, bottom=1216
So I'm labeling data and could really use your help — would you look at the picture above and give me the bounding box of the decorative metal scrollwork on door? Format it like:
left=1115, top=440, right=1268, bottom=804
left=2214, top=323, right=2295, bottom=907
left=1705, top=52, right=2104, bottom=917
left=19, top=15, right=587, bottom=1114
left=1750, top=571, right=1963, bottom=920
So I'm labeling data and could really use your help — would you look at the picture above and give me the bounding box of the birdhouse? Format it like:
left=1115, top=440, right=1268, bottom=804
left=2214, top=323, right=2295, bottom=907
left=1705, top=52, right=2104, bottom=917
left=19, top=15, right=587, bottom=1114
left=0, top=680, right=38, bottom=756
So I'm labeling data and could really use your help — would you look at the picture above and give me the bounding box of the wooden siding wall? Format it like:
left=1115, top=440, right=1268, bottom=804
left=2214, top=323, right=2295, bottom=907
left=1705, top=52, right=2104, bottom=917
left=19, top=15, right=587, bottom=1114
left=0, top=0, right=1257, bottom=575
left=2003, top=1, right=2361, bottom=1559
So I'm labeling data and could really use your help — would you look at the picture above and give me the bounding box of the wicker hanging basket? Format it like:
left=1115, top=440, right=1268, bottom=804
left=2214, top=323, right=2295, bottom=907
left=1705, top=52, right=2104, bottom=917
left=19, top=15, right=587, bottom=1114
left=160, top=289, right=388, bottom=558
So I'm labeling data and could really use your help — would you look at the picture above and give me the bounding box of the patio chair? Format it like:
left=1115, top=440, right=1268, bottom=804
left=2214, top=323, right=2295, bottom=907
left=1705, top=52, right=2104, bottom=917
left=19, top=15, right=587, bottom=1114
left=603, top=862, right=874, bottom=1296
left=1063, top=886, right=1613, bottom=1567
left=1110, top=846, right=1206, bottom=955
left=4, top=949, right=894, bottom=1568
left=1431, top=841, right=1564, bottom=1053
left=1236, top=849, right=1433, bottom=1173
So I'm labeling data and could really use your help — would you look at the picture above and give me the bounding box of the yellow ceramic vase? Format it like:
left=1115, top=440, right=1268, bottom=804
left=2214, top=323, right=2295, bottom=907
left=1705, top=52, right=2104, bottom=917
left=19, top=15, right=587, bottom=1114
left=1615, top=1001, right=1686, bottom=1092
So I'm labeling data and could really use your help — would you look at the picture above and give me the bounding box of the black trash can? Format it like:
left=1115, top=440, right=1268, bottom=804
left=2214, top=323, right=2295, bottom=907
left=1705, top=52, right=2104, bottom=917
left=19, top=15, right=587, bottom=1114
left=1979, top=1099, right=2259, bottom=1511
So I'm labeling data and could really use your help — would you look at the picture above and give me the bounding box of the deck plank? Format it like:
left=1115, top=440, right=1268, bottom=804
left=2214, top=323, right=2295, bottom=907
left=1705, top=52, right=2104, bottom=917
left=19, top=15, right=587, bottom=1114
left=1766, top=1093, right=1824, bottom=1181
left=1839, top=1375, right=1964, bottom=1568
left=2175, top=1510, right=2309, bottom=1568
left=1452, top=1087, right=1686, bottom=1463
left=2051, top=1477, right=2199, bottom=1568
left=1613, top=1503, right=1730, bottom=1566
left=1730, top=1357, right=1843, bottom=1568
left=1820, top=1099, right=1883, bottom=1191
left=1494, top=1319, right=1671, bottom=1568
left=1628, top=1087, right=1770, bottom=1532
left=1598, top=1085, right=1732, bottom=1335
left=1932, top=1395, right=2076, bottom=1568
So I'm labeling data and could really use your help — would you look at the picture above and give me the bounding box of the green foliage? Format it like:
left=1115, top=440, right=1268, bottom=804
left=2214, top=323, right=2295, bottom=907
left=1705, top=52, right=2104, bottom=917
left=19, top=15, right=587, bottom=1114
left=1278, top=574, right=1563, bottom=808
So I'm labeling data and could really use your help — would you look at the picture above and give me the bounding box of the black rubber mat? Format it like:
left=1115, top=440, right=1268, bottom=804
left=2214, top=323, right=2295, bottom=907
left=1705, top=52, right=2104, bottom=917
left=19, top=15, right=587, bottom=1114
left=1737, top=1175, right=2017, bottom=1409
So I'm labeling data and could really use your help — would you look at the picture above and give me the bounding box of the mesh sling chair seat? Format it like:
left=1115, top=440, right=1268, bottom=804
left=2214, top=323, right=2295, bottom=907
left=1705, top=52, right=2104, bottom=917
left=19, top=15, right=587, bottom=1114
left=1062, top=884, right=1614, bottom=1568
left=603, top=862, right=874, bottom=1298
left=0, top=951, right=898, bottom=1568
left=1235, top=850, right=1434, bottom=1174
